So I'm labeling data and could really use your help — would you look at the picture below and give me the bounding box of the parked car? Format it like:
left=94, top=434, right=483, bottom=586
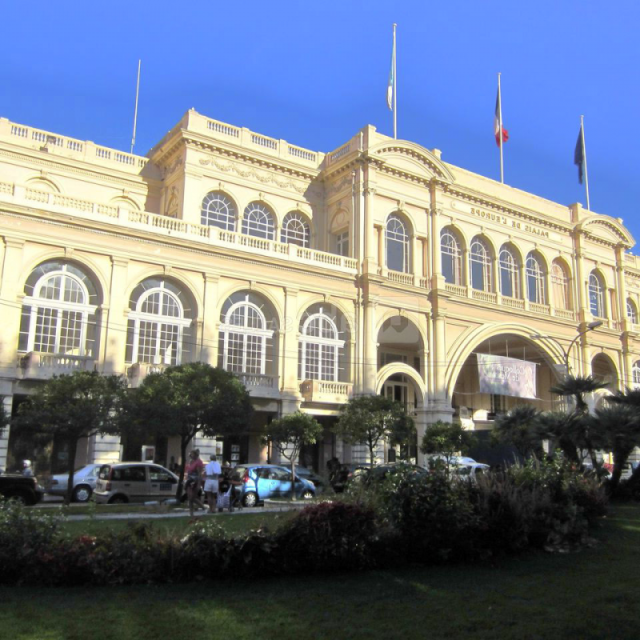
left=452, top=462, right=490, bottom=481
left=46, top=463, right=102, bottom=502
left=360, top=462, right=429, bottom=487
left=230, top=464, right=316, bottom=507
left=0, top=474, right=44, bottom=505
left=94, top=462, right=179, bottom=504
left=294, top=466, right=329, bottom=494
left=330, top=463, right=373, bottom=493
left=427, top=454, right=477, bottom=469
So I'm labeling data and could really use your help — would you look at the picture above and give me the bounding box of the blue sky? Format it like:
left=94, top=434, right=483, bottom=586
left=1, top=0, right=638, bottom=245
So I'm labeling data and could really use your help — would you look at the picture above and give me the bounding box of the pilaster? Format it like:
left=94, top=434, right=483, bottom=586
left=101, top=257, right=129, bottom=374
left=200, top=272, right=219, bottom=365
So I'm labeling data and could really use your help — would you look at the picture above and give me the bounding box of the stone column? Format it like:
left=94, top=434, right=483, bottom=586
left=362, top=296, right=378, bottom=393
left=200, top=272, right=219, bottom=365
left=0, top=239, right=25, bottom=374
left=281, top=288, right=301, bottom=399
left=101, top=257, right=129, bottom=375
left=0, top=394, right=13, bottom=471
left=362, top=181, right=377, bottom=274
left=414, top=407, right=429, bottom=468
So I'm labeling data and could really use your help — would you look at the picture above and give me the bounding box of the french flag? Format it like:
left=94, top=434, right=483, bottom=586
left=494, top=89, right=509, bottom=146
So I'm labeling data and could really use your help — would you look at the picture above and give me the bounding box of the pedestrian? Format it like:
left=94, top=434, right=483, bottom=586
left=204, top=454, right=222, bottom=514
left=184, top=449, right=205, bottom=517
left=22, top=460, right=33, bottom=477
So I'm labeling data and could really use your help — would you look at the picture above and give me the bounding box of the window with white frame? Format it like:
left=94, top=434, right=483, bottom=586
left=19, top=262, right=99, bottom=357
left=336, top=230, right=349, bottom=257
left=499, top=246, right=520, bottom=298
left=201, top=192, right=237, bottom=231
left=242, top=202, right=275, bottom=240
left=589, top=272, right=605, bottom=317
left=127, top=281, right=192, bottom=366
left=551, top=261, right=571, bottom=310
left=281, top=212, right=310, bottom=247
left=470, top=237, right=492, bottom=291
left=633, top=361, right=640, bottom=388
left=386, top=214, right=410, bottom=273
left=300, top=310, right=345, bottom=381
left=526, top=252, right=546, bottom=304
left=441, top=229, right=462, bottom=285
left=220, top=297, right=274, bottom=375
left=627, top=299, right=638, bottom=325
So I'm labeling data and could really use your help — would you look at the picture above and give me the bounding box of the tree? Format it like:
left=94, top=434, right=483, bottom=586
left=16, top=371, right=128, bottom=504
left=261, top=412, right=324, bottom=499
left=119, top=363, right=253, bottom=498
left=333, top=395, right=415, bottom=466
left=420, top=421, right=476, bottom=471
left=493, top=405, right=543, bottom=458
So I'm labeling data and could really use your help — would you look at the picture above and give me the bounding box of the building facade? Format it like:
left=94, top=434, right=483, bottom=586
left=1, top=110, right=639, bottom=473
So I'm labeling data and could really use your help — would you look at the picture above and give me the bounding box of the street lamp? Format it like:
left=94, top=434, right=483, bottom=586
left=532, top=320, right=603, bottom=375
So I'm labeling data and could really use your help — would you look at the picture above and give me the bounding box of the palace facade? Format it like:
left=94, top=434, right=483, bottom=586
left=1, top=110, right=638, bottom=473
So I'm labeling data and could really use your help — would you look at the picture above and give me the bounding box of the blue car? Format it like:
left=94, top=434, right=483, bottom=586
left=231, top=464, right=316, bottom=507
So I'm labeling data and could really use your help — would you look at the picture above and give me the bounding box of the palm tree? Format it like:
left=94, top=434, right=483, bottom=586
left=493, top=405, right=543, bottom=458
left=536, top=411, right=583, bottom=463
left=550, top=375, right=609, bottom=415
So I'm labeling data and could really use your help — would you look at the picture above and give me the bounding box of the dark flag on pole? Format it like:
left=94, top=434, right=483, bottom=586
left=574, top=126, right=585, bottom=184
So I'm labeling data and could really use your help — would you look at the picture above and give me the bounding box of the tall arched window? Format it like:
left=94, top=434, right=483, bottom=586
left=299, top=308, right=345, bottom=381
left=441, top=229, right=462, bottom=285
left=470, top=237, right=492, bottom=291
left=281, top=212, right=310, bottom=247
left=201, top=192, right=236, bottom=231
left=126, top=279, right=194, bottom=366
left=627, top=299, right=638, bottom=325
left=19, top=261, right=99, bottom=357
left=242, top=202, right=275, bottom=240
left=386, top=214, right=410, bottom=273
left=633, top=361, right=640, bottom=389
left=551, top=260, right=571, bottom=310
left=589, top=272, right=605, bottom=318
left=219, top=296, right=274, bottom=375
left=499, top=246, right=519, bottom=298
left=526, top=253, right=546, bottom=304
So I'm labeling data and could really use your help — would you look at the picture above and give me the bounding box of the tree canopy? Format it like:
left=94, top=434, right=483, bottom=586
left=16, top=371, right=128, bottom=504
left=333, top=395, right=415, bottom=465
left=420, top=421, right=476, bottom=470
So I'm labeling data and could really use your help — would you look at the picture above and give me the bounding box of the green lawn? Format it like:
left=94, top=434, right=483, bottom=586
left=1, top=504, right=640, bottom=640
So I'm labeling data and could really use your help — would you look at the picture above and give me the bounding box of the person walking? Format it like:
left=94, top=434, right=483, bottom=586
left=184, top=449, right=205, bottom=517
left=204, top=454, right=222, bottom=514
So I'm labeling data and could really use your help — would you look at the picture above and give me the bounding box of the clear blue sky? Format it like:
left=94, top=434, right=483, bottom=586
left=2, top=1, right=638, bottom=245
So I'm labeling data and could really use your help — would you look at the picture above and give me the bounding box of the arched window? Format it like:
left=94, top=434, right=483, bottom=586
left=300, top=309, right=345, bottom=381
left=242, top=202, right=275, bottom=240
left=551, top=261, right=571, bottom=310
left=526, top=253, right=546, bottom=304
left=219, top=296, right=274, bottom=375
left=386, top=214, right=410, bottom=273
left=126, top=280, right=194, bottom=366
left=588, top=272, right=605, bottom=318
left=19, top=261, right=99, bottom=357
left=633, top=361, right=640, bottom=389
left=627, top=299, right=638, bottom=325
left=201, top=192, right=236, bottom=231
left=281, top=212, right=310, bottom=247
left=441, top=229, right=462, bottom=285
left=499, top=246, right=520, bottom=298
left=470, top=237, right=492, bottom=291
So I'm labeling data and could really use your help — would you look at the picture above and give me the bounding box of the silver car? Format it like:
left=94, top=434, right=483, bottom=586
left=94, top=462, right=179, bottom=504
left=46, top=464, right=102, bottom=502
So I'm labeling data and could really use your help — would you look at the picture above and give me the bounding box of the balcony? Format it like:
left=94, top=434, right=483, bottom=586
left=237, top=373, right=280, bottom=398
left=18, top=352, right=95, bottom=380
left=300, top=379, right=353, bottom=404
left=126, top=362, right=169, bottom=387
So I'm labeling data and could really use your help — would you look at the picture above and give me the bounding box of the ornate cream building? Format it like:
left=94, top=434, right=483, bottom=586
left=1, top=109, right=639, bottom=472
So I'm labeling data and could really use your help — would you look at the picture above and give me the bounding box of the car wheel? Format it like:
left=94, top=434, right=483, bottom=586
left=301, top=490, right=314, bottom=500
left=73, top=485, right=92, bottom=503
left=243, top=492, right=258, bottom=508
left=108, top=495, right=128, bottom=504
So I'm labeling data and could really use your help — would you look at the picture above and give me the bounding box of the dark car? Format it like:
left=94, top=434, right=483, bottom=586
left=330, top=463, right=373, bottom=493
left=0, top=474, right=44, bottom=505
left=295, top=466, right=329, bottom=494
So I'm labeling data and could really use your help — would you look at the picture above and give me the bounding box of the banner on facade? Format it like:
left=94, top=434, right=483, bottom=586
left=476, top=353, right=537, bottom=399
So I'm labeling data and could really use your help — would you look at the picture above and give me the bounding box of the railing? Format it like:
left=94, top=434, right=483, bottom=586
left=328, top=142, right=352, bottom=164
left=288, top=145, right=316, bottom=162
left=300, top=379, right=353, bottom=402
left=387, top=270, right=414, bottom=286
left=530, top=302, right=551, bottom=315
left=553, top=308, right=576, bottom=320
left=238, top=373, right=277, bottom=388
left=251, top=133, right=278, bottom=150
left=471, top=290, right=498, bottom=304
left=502, top=296, right=525, bottom=310
left=445, top=282, right=467, bottom=297
left=206, top=119, right=241, bottom=138
left=19, top=352, right=94, bottom=378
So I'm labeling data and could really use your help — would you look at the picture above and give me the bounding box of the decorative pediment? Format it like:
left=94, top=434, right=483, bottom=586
left=577, top=215, right=634, bottom=248
left=368, top=141, right=455, bottom=184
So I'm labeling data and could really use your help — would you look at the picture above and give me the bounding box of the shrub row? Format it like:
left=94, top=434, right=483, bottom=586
left=0, top=459, right=607, bottom=586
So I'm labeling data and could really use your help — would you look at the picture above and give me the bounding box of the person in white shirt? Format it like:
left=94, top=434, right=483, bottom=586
left=204, top=454, right=222, bottom=514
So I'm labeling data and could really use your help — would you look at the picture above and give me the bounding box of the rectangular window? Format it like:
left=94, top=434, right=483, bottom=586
left=336, top=231, right=349, bottom=257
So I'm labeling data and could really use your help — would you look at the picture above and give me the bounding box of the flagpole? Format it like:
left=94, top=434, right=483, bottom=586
left=581, top=115, right=591, bottom=210
left=498, top=72, right=504, bottom=184
left=393, top=23, right=397, bottom=140
left=130, top=59, right=141, bottom=155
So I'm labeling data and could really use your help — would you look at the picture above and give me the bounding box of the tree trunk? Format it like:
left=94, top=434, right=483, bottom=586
left=291, top=457, right=296, bottom=501
left=64, top=436, right=78, bottom=506
left=175, top=437, right=188, bottom=500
